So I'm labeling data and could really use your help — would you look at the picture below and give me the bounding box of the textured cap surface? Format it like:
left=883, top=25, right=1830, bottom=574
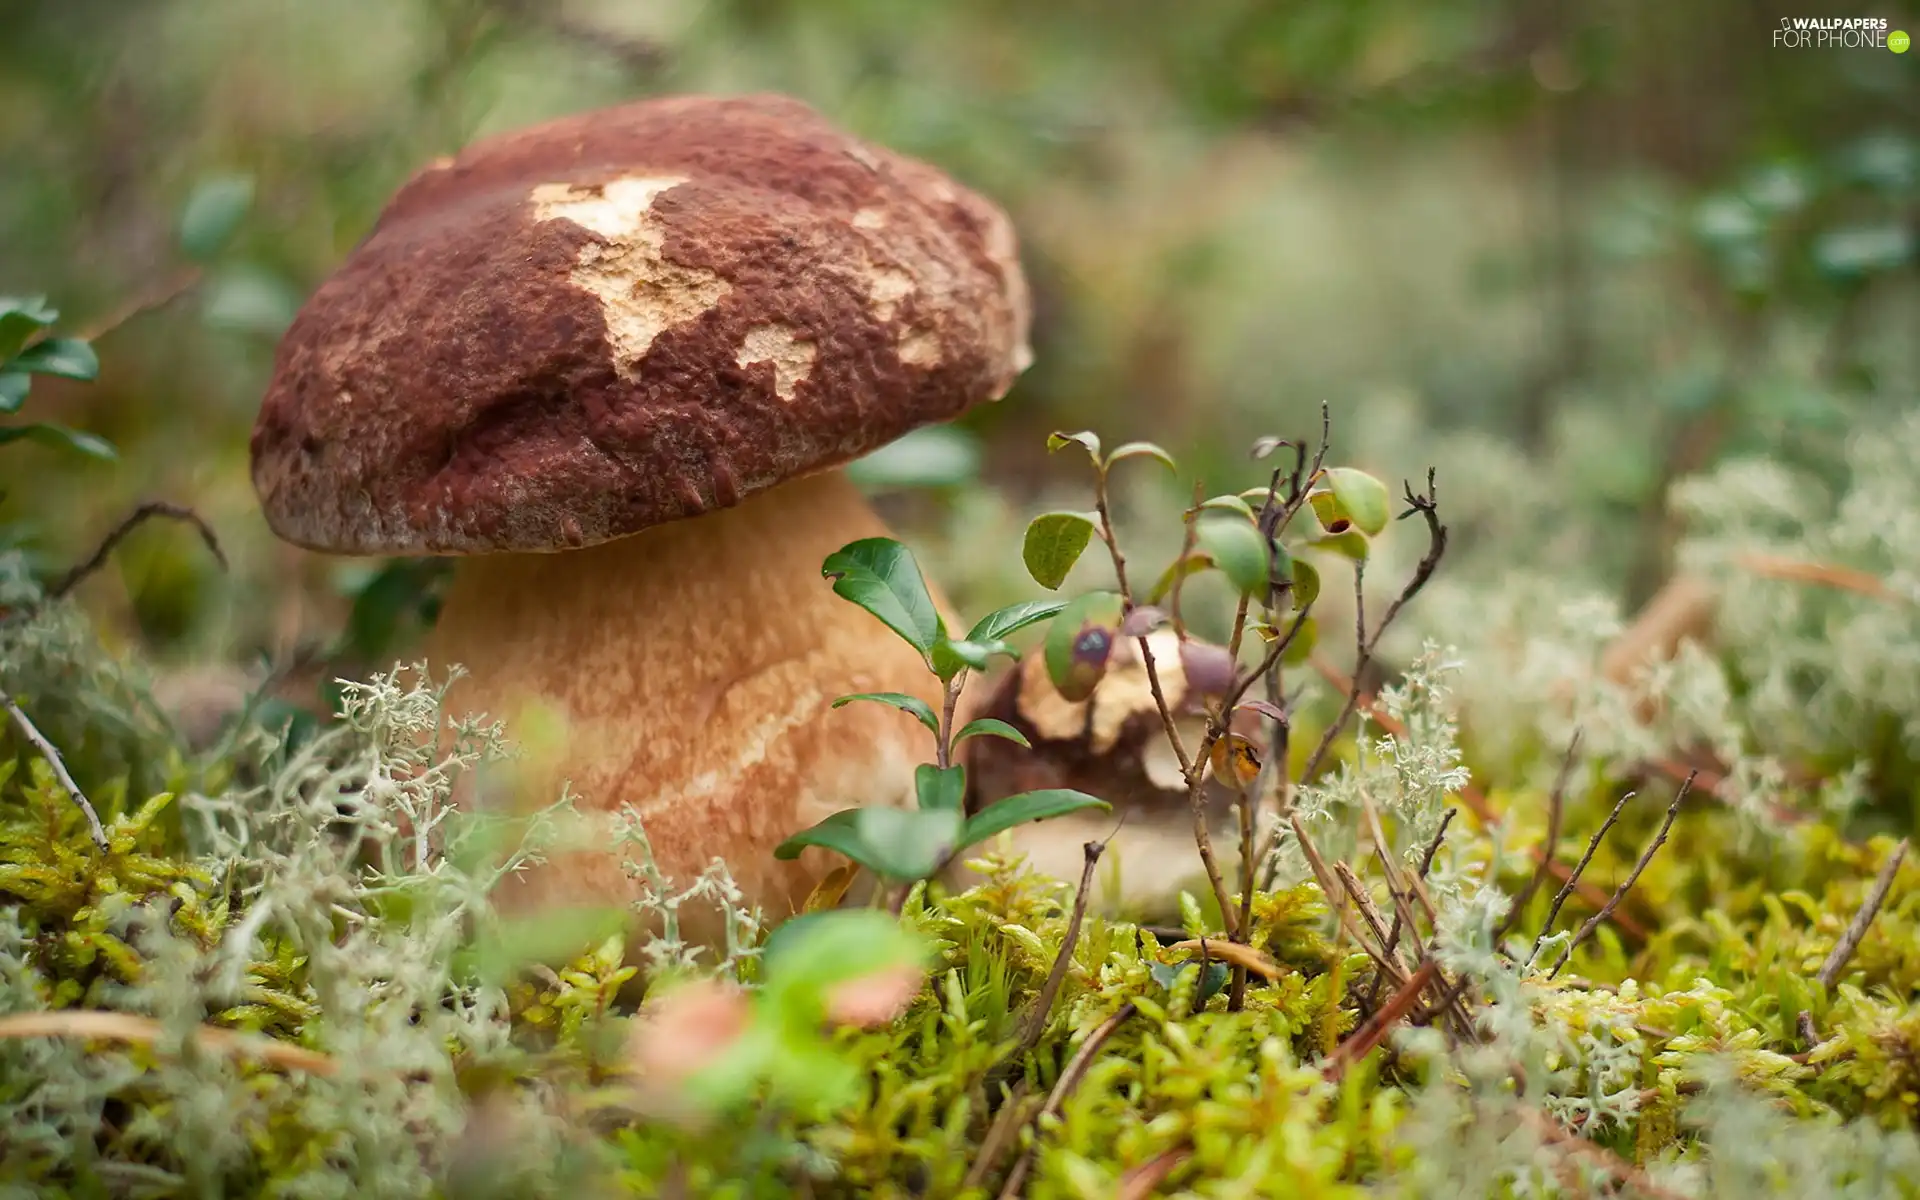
left=250, top=93, right=1032, bottom=554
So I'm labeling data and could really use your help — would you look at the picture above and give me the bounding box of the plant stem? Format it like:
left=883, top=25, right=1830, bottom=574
left=3, top=690, right=109, bottom=851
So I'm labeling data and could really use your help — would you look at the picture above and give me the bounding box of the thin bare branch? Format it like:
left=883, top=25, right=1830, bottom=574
left=1324, top=960, right=1440, bottom=1081
left=997, top=1003, right=1137, bottom=1199
left=1295, top=471, right=1449, bottom=794
left=46, top=502, right=227, bottom=602
left=1015, top=840, right=1107, bottom=1054
left=1526, top=785, right=1638, bottom=969
left=3, top=691, right=109, bottom=850
left=1495, top=733, right=1581, bottom=944
left=1117, top=1147, right=1190, bottom=1200
left=1547, top=773, right=1693, bottom=978
left=1817, top=839, right=1909, bottom=989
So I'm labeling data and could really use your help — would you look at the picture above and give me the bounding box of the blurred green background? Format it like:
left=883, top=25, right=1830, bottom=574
left=2, top=0, right=1914, bottom=692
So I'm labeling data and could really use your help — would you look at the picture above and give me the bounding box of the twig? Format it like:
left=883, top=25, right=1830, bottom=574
left=3, top=691, right=109, bottom=850
left=1295, top=472, right=1449, bottom=790
left=1494, top=734, right=1580, bottom=944
left=1520, top=1107, right=1692, bottom=1200
left=1547, top=774, right=1693, bottom=979
left=1015, top=840, right=1107, bottom=1054
left=1324, top=960, right=1440, bottom=1081
left=1116, top=1146, right=1191, bottom=1200
left=75, top=267, right=203, bottom=343
left=0, top=1009, right=336, bottom=1076
left=1526, top=785, right=1638, bottom=969
left=45, top=502, right=228, bottom=602
left=996, top=1003, right=1137, bottom=1199
left=1736, top=552, right=1911, bottom=605
left=1291, top=656, right=1643, bottom=937
left=1818, top=838, right=1909, bottom=987
left=960, top=1079, right=1037, bottom=1194
left=1369, top=807, right=1456, bottom=997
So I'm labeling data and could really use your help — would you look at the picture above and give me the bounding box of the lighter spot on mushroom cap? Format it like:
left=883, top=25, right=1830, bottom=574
left=868, top=266, right=915, bottom=322
left=530, top=175, right=732, bottom=379
left=851, top=208, right=887, bottom=229
left=897, top=329, right=942, bottom=367
left=735, top=324, right=818, bottom=401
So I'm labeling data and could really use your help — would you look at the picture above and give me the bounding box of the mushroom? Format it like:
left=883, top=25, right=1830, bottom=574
left=249, top=94, right=1032, bottom=944
left=955, top=630, right=1269, bottom=915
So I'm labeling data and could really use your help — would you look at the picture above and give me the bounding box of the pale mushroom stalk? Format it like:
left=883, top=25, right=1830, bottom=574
left=422, top=468, right=941, bottom=943
left=249, top=94, right=1032, bottom=946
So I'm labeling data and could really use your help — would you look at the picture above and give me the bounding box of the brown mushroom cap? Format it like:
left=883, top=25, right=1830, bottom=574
left=250, top=92, right=1031, bottom=556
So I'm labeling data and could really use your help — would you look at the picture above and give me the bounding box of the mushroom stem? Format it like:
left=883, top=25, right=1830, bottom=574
left=423, top=468, right=945, bottom=946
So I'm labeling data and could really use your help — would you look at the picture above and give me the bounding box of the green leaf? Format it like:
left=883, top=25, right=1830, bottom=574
left=1287, top=556, right=1321, bottom=611
left=10, top=337, right=98, bottom=381
left=1022, top=511, right=1097, bottom=591
left=966, top=598, right=1067, bottom=644
left=930, top=637, right=1006, bottom=680
left=1195, top=494, right=1257, bottom=522
left=177, top=173, right=256, bottom=262
left=0, top=296, right=57, bottom=362
left=1044, top=590, right=1123, bottom=702
left=915, top=763, right=967, bottom=812
left=951, top=718, right=1031, bottom=750
left=759, top=909, right=929, bottom=1000
left=1047, top=429, right=1102, bottom=462
left=822, top=537, right=943, bottom=657
left=775, top=808, right=880, bottom=866
left=832, top=692, right=939, bottom=736
left=1283, top=614, right=1318, bottom=665
left=1311, top=467, right=1392, bottom=537
left=1147, top=552, right=1212, bottom=604
left=855, top=806, right=965, bottom=880
left=1812, top=223, right=1913, bottom=282
left=0, top=422, right=117, bottom=460
left=1195, top=516, right=1270, bottom=596
left=961, top=789, right=1111, bottom=849
left=1106, top=440, right=1177, bottom=472
left=1308, top=529, right=1370, bottom=561
left=0, top=372, right=27, bottom=415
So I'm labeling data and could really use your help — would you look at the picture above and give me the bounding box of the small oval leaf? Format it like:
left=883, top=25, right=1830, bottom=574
left=951, top=718, right=1032, bottom=750
left=177, top=173, right=256, bottom=262
left=775, top=809, right=879, bottom=866
left=960, top=789, right=1111, bottom=849
left=1043, top=591, right=1124, bottom=702
left=1316, top=467, right=1392, bottom=537
left=832, top=692, right=939, bottom=736
left=915, top=763, right=968, bottom=812
left=1022, top=511, right=1098, bottom=591
left=855, top=806, right=965, bottom=881
left=1046, top=430, right=1102, bottom=461
left=822, top=537, right=943, bottom=656
left=967, top=599, right=1067, bottom=644
left=1147, top=553, right=1212, bottom=605
left=1288, top=557, right=1321, bottom=611
left=1208, top=733, right=1263, bottom=788
left=1308, top=529, right=1371, bottom=561
left=1195, top=517, right=1271, bottom=596
left=10, top=337, right=99, bottom=381
left=1195, top=494, right=1258, bottom=522
left=1120, top=604, right=1169, bottom=637
left=1106, top=441, right=1178, bottom=472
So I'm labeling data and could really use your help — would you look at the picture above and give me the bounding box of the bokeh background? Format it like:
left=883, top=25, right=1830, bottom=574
left=3, top=0, right=1915, bottom=702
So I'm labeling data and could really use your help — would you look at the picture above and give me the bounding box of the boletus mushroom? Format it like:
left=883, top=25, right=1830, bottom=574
left=249, top=93, right=1031, bottom=944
